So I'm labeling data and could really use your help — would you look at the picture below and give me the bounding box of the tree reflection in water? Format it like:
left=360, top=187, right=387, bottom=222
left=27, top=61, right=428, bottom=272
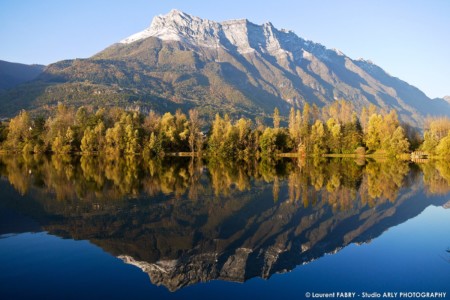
left=0, top=154, right=449, bottom=291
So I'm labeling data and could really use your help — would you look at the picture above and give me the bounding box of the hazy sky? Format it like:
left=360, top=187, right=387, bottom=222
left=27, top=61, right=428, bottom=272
left=0, top=0, right=449, bottom=98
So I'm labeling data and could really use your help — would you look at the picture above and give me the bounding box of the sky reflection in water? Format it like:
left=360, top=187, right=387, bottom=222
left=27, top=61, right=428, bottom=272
left=0, top=155, right=449, bottom=299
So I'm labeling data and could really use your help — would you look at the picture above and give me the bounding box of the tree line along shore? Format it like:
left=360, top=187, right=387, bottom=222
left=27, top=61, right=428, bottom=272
left=1, top=100, right=450, bottom=160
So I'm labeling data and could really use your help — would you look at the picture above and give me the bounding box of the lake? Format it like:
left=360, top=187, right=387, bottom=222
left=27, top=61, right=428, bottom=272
left=1, top=155, right=449, bottom=300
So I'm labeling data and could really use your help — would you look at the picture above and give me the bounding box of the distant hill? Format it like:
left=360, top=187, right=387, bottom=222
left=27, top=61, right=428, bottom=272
left=0, top=60, right=45, bottom=91
left=1, top=10, right=449, bottom=126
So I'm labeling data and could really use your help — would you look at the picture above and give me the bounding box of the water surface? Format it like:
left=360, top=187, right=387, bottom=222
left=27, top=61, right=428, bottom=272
left=1, top=155, right=449, bottom=299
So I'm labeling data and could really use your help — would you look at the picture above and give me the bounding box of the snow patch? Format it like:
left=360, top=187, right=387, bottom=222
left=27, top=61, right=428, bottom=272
left=302, top=50, right=313, bottom=59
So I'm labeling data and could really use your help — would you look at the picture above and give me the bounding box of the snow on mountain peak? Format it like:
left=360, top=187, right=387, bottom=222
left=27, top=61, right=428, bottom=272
left=119, top=10, right=314, bottom=56
left=120, top=9, right=222, bottom=45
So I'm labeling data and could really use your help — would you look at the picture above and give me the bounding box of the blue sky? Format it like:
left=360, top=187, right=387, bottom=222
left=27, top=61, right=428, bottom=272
left=0, top=0, right=449, bottom=98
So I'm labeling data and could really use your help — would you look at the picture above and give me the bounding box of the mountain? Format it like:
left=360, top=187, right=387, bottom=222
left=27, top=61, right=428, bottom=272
left=1, top=10, right=449, bottom=125
left=0, top=60, right=45, bottom=91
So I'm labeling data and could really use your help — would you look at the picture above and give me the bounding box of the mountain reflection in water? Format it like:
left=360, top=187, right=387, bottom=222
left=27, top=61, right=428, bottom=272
left=1, top=154, right=449, bottom=292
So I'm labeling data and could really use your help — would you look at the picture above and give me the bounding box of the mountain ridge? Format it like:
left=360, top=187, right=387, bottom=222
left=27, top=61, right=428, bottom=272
left=0, top=60, right=45, bottom=92
left=0, top=10, right=448, bottom=126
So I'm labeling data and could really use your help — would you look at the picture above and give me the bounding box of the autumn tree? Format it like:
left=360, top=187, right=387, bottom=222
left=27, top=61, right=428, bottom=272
left=188, top=109, right=203, bottom=155
left=159, top=110, right=189, bottom=153
left=81, top=122, right=106, bottom=153
left=341, top=113, right=363, bottom=153
left=288, top=107, right=303, bottom=152
left=435, top=131, right=450, bottom=157
left=326, top=118, right=342, bottom=153
left=300, top=103, right=311, bottom=151
left=208, top=114, right=235, bottom=159
left=30, top=116, right=46, bottom=153
left=259, top=127, right=291, bottom=160
left=235, top=117, right=256, bottom=161
left=104, top=112, right=141, bottom=155
left=52, top=127, right=76, bottom=154
left=5, top=110, right=32, bottom=152
left=364, top=114, right=383, bottom=152
left=421, top=117, right=450, bottom=154
left=45, top=103, right=76, bottom=151
left=142, top=111, right=162, bottom=157
left=0, top=121, right=8, bottom=146
left=273, top=107, right=280, bottom=129
left=364, top=110, right=409, bottom=156
left=310, top=120, right=327, bottom=156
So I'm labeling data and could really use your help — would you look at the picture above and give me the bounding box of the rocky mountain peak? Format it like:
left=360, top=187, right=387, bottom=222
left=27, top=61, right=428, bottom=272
left=119, top=10, right=301, bottom=56
left=120, top=10, right=220, bottom=45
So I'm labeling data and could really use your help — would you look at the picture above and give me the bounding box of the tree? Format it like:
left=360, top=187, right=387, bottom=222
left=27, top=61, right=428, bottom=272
left=124, top=122, right=140, bottom=154
left=422, top=131, right=439, bottom=153
left=81, top=122, right=105, bottom=153
left=310, top=120, right=327, bottom=156
left=81, top=127, right=95, bottom=153
left=207, top=114, right=238, bottom=159
left=341, top=113, right=362, bottom=153
left=365, top=114, right=383, bottom=152
left=105, top=120, right=125, bottom=155
left=436, top=132, right=450, bottom=157
left=146, top=132, right=162, bottom=157
left=6, top=110, right=32, bottom=152
left=259, top=127, right=277, bottom=160
left=52, top=127, right=75, bottom=154
left=300, top=103, right=310, bottom=151
left=31, top=116, right=46, bottom=153
left=273, top=107, right=280, bottom=129
left=159, top=111, right=189, bottom=152
left=384, top=126, right=410, bottom=156
left=235, top=117, right=254, bottom=160
left=326, top=118, right=342, bottom=153
left=45, top=103, right=76, bottom=150
left=421, top=117, right=450, bottom=153
left=188, top=109, right=203, bottom=155
left=0, top=121, right=8, bottom=145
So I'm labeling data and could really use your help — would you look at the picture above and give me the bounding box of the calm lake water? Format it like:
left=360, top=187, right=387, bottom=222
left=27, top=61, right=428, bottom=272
left=1, top=155, right=449, bottom=300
